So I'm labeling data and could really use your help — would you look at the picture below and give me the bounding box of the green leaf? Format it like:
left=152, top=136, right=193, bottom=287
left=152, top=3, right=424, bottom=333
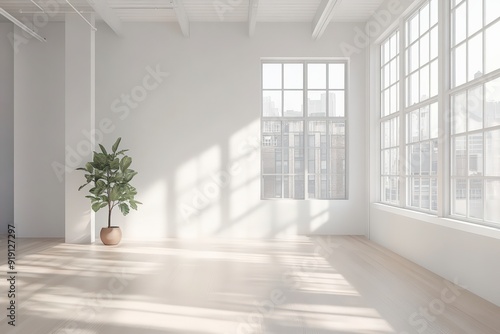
left=85, top=162, right=94, bottom=173
left=99, top=144, right=108, bottom=155
left=112, top=138, right=121, bottom=153
left=110, top=186, right=120, bottom=201
left=92, top=202, right=103, bottom=212
left=78, top=183, right=90, bottom=191
left=119, top=203, right=130, bottom=216
left=120, top=156, right=132, bottom=172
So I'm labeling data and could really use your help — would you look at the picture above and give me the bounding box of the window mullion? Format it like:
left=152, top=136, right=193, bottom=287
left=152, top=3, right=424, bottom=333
left=304, top=62, right=309, bottom=199
left=400, top=19, right=407, bottom=208
left=438, top=0, right=451, bottom=217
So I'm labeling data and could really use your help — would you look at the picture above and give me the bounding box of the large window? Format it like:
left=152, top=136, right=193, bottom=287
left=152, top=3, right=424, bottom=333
left=261, top=61, right=348, bottom=200
left=450, top=0, right=500, bottom=224
left=378, top=0, right=500, bottom=226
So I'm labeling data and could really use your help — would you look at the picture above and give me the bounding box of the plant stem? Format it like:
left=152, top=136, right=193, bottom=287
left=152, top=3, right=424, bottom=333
left=108, top=206, right=112, bottom=228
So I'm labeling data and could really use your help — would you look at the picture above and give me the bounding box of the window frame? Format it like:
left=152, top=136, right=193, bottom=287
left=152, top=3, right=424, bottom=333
left=261, top=59, right=349, bottom=200
left=375, top=0, right=500, bottom=228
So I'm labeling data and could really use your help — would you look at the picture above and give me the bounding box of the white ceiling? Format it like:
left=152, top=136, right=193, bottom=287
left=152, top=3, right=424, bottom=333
left=0, top=0, right=386, bottom=38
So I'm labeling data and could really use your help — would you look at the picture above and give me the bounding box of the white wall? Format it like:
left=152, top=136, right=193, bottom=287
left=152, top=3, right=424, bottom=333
left=370, top=206, right=500, bottom=306
left=14, top=24, right=65, bottom=237
left=0, top=23, right=14, bottom=234
left=94, top=22, right=368, bottom=239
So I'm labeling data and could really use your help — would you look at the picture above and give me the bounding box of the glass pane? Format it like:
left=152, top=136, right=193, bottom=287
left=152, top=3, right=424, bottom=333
left=329, top=91, right=345, bottom=117
left=391, top=116, right=399, bottom=146
left=331, top=149, right=345, bottom=175
left=283, top=175, right=304, bottom=199
left=409, top=41, right=420, bottom=73
left=453, top=136, right=467, bottom=176
left=382, top=149, right=390, bottom=175
left=409, top=14, right=420, bottom=45
left=453, top=179, right=467, bottom=216
left=421, top=178, right=430, bottom=210
left=409, top=143, right=421, bottom=176
left=420, top=32, right=430, bottom=66
left=420, top=3, right=430, bottom=34
left=308, top=121, right=326, bottom=147
left=452, top=91, right=467, bottom=134
left=485, top=129, right=500, bottom=176
left=283, top=121, right=303, bottom=148
left=420, top=65, right=430, bottom=101
left=390, top=84, right=398, bottom=114
left=390, top=58, right=398, bottom=85
left=421, top=106, right=430, bottom=140
left=408, top=110, right=420, bottom=143
left=284, top=64, right=303, bottom=89
left=329, top=64, right=345, bottom=89
left=384, top=63, right=391, bottom=88
left=454, top=3, right=467, bottom=46
left=469, top=179, right=484, bottom=219
left=309, top=149, right=326, bottom=174
left=430, top=103, right=439, bottom=138
left=409, top=71, right=420, bottom=106
left=308, top=64, right=327, bottom=89
left=485, top=77, right=500, bottom=128
left=485, top=20, right=500, bottom=74
left=485, top=0, right=500, bottom=25
left=430, top=60, right=438, bottom=97
left=421, top=142, right=431, bottom=175
left=430, top=26, right=438, bottom=60
left=290, top=149, right=304, bottom=174
left=330, top=174, right=346, bottom=199
left=330, top=122, right=345, bottom=136
left=485, top=180, right=500, bottom=222
left=262, top=135, right=281, bottom=147
left=263, top=175, right=282, bottom=198
left=262, top=121, right=281, bottom=134
left=382, top=39, right=391, bottom=65
left=390, top=147, right=399, bottom=175
left=468, top=85, right=483, bottom=131
left=308, top=91, right=327, bottom=117
left=263, top=64, right=281, bottom=89
left=409, top=177, right=420, bottom=207
left=430, top=0, right=438, bottom=26
left=382, top=121, right=390, bottom=149
left=284, top=91, right=303, bottom=117
left=431, top=139, right=438, bottom=175
left=468, top=33, right=483, bottom=81
left=262, top=149, right=281, bottom=173
left=468, top=0, right=483, bottom=36
left=453, top=43, right=467, bottom=87
left=431, top=178, right=438, bottom=211
left=468, top=134, right=483, bottom=176
left=263, top=91, right=282, bottom=117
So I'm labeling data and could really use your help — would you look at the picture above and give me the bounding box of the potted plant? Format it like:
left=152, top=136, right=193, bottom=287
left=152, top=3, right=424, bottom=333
left=77, top=138, right=141, bottom=245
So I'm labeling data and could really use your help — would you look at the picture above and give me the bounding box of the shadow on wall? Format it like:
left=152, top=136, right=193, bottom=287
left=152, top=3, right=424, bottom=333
left=100, top=118, right=332, bottom=240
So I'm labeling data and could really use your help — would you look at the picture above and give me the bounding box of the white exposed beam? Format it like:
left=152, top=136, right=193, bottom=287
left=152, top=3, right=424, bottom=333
left=312, top=0, right=341, bottom=40
left=86, top=0, right=122, bottom=36
left=173, top=0, right=190, bottom=37
left=0, top=7, right=46, bottom=42
left=248, top=0, right=259, bottom=37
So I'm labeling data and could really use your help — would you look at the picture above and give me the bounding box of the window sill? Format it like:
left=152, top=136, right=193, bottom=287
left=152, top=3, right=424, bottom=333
left=370, top=203, right=500, bottom=241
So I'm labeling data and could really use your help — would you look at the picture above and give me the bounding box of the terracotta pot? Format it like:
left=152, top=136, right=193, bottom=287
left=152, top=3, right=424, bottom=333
left=100, top=226, right=122, bottom=245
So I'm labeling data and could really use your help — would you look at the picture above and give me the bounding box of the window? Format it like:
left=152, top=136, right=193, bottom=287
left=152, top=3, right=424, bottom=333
left=261, top=61, right=347, bottom=199
left=450, top=0, right=500, bottom=224
left=377, top=0, right=500, bottom=226
left=451, top=0, right=500, bottom=88
left=381, top=31, right=401, bottom=205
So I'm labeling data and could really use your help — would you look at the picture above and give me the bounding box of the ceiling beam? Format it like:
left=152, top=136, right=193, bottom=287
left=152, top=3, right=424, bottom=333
left=86, top=0, right=122, bottom=36
left=312, top=0, right=340, bottom=40
left=173, top=0, right=190, bottom=37
left=248, top=0, right=259, bottom=37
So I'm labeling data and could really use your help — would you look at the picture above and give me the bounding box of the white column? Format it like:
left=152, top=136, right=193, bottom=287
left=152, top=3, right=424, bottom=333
left=65, top=13, right=96, bottom=244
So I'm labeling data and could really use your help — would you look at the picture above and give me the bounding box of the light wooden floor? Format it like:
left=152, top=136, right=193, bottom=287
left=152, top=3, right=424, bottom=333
left=0, top=236, right=499, bottom=334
